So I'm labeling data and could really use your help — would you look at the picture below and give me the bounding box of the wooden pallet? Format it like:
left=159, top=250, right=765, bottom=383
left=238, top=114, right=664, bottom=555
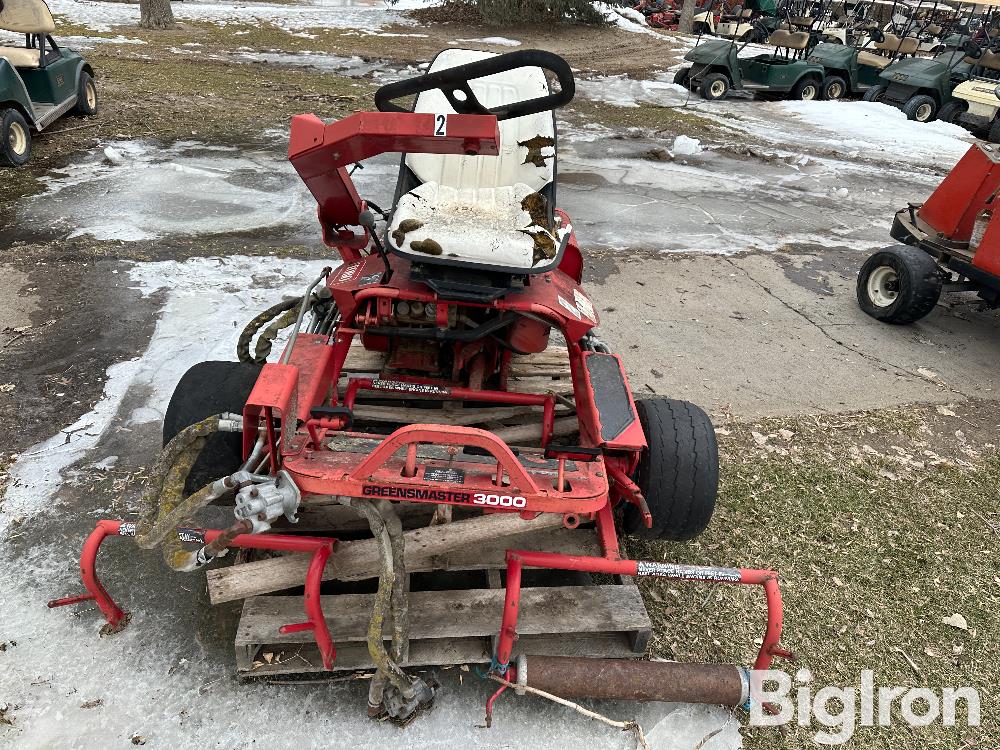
left=226, top=342, right=650, bottom=678
left=233, top=524, right=651, bottom=677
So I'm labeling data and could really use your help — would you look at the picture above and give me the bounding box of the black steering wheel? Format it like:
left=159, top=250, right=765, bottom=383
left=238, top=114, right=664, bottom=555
left=869, top=28, right=885, bottom=44
left=963, top=39, right=983, bottom=57
left=374, top=49, right=575, bottom=122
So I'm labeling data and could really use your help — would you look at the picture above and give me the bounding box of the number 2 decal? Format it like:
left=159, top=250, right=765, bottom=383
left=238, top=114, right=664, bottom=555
left=434, top=114, right=447, bottom=136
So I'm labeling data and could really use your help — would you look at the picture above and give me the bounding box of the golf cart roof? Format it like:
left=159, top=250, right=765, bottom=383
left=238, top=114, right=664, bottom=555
left=0, top=0, right=55, bottom=34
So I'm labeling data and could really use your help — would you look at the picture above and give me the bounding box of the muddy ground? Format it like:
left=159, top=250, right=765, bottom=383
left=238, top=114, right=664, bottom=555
left=1, top=4, right=998, bottom=749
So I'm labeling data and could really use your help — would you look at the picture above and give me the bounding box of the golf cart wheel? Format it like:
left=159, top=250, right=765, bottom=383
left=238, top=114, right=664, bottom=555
left=74, top=72, right=98, bottom=117
left=791, top=77, right=820, bottom=101
left=903, top=94, right=937, bottom=123
left=821, top=76, right=847, bottom=101
left=856, top=246, right=943, bottom=324
left=988, top=118, right=1000, bottom=144
left=673, top=66, right=692, bottom=89
left=862, top=84, right=886, bottom=102
left=700, top=73, right=730, bottom=101
left=163, top=360, right=263, bottom=494
left=621, top=399, right=718, bottom=542
left=937, top=100, right=967, bottom=125
left=0, top=108, right=31, bottom=167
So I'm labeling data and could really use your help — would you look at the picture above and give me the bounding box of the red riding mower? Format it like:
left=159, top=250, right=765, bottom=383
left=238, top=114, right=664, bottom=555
left=859, top=142, right=1000, bottom=323
left=51, top=49, right=788, bottom=724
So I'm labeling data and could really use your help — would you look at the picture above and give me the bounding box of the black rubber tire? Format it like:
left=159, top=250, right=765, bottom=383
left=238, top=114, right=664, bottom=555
left=700, top=72, right=730, bottom=101
left=821, top=75, right=847, bottom=101
left=988, top=118, right=1000, bottom=144
left=790, top=77, right=821, bottom=101
left=862, top=84, right=886, bottom=102
left=856, top=246, right=943, bottom=324
left=0, top=108, right=31, bottom=167
left=622, top=399, right=719, bottom=542
left=163, top=360, right=263, bottom=493
left=74, top=72, right=98, bottom=116
left=902, top=94, right=937, bottom=122
left=673, top=66, right=692, bottom=88
left=937, top=99, right=966, bottom=124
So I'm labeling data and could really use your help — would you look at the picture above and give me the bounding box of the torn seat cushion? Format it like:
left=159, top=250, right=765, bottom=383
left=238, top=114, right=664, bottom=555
left=388, top=182, right=559, bottom=268
left=0, top=45, right=40, bottom=68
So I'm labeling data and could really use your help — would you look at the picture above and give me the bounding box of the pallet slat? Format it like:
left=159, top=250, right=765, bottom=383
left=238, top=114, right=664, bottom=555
left=236, top=585, right=651, bottom=675
left=238, top=584, right=649, bottom=645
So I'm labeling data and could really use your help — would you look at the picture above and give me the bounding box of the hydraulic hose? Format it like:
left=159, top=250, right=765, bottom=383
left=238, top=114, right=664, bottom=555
left=342, top=498, right=415, bottom=712
left=236, top=296, right=303, bottom=365
left=134, top=414, right=251, bottom=572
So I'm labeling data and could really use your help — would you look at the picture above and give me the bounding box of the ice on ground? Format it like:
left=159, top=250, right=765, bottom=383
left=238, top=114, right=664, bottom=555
left=230, top=50, right=385, bottom=76
left=670, top=135, right=703, bottom=157
left=454, top=36, right=522, bottom=47
left=48, top=0, right=419, bottom=33
left=23, top=141, right=313, bottom=241
left=0, top=255, right=740, bottom=750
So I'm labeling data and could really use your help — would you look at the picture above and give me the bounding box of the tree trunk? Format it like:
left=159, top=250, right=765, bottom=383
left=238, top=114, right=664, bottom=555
left=139, top=0, right=175, bottom=29
left=678, top=0, right=698, bottom=33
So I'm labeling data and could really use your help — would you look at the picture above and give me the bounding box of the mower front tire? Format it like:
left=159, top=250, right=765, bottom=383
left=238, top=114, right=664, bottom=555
left=857, top=246, right=943, bottom=324
left=163, top=360, right=263, bottom=493
left=674, top=66, right=692, bottom=89
left=902, top=94, right=937, bottom=123
left=700, top=73, right=730, bottom=101
left=862, top=84, right=886, bottom=103
left=821, top=76, right=847, bottom=101
left=622, top=398, right=718, bottom=542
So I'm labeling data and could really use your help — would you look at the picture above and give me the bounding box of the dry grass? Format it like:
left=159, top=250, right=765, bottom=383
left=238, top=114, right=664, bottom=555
left=628, top=401, right=999, bottom=748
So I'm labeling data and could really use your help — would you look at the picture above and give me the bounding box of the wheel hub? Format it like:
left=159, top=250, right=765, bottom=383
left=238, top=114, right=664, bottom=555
left=7, top=120, right=26, bottom=156
left=711, top=80, right=726, bottom=97
left=916, top=103, right=933, bottom=122
left=867, top=266, right=899, bottom=307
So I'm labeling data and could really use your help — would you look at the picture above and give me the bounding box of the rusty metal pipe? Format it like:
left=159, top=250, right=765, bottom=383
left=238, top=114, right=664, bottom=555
left=515, top=655, right=748, bottom=707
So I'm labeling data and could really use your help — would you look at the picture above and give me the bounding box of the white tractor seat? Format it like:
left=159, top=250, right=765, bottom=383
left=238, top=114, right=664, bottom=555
left=391, top=48, right=560, bottom=271
left=0, top=45, right=40, bottom=68
left=389, top=182, right=556, bottom=267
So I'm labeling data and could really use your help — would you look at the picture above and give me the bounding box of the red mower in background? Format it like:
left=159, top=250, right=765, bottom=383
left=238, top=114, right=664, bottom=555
left=51, top=49, right=788, bottom=724
left=859, top=142, right=1000, bottom=323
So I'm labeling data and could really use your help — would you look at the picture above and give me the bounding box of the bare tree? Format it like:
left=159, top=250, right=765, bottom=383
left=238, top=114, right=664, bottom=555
left=678, top=0, right=697, bottom=32
left=139, top=0, right=175, bottom=29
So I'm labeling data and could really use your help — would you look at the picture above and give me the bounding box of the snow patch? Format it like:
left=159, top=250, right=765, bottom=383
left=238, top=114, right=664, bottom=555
left=454, top=36, right=522, bottom=47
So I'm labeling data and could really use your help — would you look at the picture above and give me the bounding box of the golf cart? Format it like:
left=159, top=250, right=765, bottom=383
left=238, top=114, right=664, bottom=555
left=808, top=29, right=919, bottom=99
left=678, top=23, right=826, bottom=100
left=858, top=142, right=1000, bottom=322
left=938, top=46, right=1000, bottom=138
left=0, top=0, right=96, bottom=166
left=717, top=0, right=777, bottom=41
left=863, top=44, right=977, bottom=120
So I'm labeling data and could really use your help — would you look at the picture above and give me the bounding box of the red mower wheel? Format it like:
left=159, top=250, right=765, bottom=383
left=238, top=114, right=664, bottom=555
left=622, top=398, right=718, bottom=542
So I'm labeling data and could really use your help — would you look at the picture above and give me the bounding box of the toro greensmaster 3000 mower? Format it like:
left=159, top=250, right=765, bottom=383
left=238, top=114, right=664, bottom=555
left=50, top=49, right=788, bottom=724
left=858, top=140, right=1000, bottom=323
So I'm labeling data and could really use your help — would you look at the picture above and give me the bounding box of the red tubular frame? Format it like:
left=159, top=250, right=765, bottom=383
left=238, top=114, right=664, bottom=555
left=48, top=520, right=339, bottom=669
left=496, top=549, right=786, bottom=673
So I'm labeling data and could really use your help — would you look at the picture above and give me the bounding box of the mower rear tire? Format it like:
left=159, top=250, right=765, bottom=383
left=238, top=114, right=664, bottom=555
left=821, top=76, right=847, bottom=101
left=163, top=360, right=263, bottom=494
left=857, top=246, right=943, bottom=324
left=674, top=66, right=692, bottom=89
left=700, top=73, right=730, bottom=101
left=862, top=84, right=886, bottom=103
left=937, top=100, right=967, bottom=125
left=622, top=398, right=718, bottom=542
left=791, top=77, right=820, bottom=101
left=902, top=94, right=937, bottom=123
